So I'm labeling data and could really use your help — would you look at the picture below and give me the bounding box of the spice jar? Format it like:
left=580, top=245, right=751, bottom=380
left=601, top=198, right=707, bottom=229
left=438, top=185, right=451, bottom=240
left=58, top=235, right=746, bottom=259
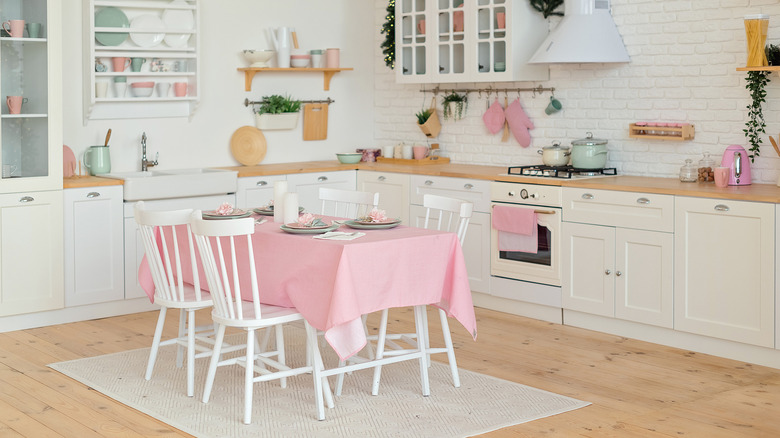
left=697, top=152, right=715, bottom=182
left=680, top=159, right=697, bottom=182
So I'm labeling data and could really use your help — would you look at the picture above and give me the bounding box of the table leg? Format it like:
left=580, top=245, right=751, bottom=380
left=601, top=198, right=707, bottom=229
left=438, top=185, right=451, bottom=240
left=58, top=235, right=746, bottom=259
left=414, top=305, right=430, bottom=396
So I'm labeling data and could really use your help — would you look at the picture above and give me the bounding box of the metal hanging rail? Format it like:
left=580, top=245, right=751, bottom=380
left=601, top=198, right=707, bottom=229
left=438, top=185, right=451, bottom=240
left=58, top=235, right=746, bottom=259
left=421, top=85, right=555, bottom=97
left=244, top=97, right=335, bottom=107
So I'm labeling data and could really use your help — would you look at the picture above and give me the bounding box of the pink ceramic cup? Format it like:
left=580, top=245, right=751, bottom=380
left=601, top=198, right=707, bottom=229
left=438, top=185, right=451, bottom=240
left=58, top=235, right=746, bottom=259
left=6, top=96, right=28, bottom=114
left=496, top=12, right=506, bottom=29
left=413, top=145, right=429, bottom=160
left=2, top=20, right=24, bottom=38
left=714, top=167, right=730, bottom=188
left=112, top=57, right=130, bottom=72
left=173, top=82, right=188, bottom=97
left=417, top=19, right=426, bottom=34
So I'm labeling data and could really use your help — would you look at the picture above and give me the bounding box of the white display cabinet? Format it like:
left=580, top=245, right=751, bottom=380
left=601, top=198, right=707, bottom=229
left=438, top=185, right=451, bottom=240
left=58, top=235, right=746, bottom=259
left=83, top=0, right=200, bottom=122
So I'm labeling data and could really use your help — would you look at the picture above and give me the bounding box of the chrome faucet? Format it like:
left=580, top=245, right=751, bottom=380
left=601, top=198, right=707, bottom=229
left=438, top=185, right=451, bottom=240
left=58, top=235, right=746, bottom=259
left=141, top=132, right=158, bottom=171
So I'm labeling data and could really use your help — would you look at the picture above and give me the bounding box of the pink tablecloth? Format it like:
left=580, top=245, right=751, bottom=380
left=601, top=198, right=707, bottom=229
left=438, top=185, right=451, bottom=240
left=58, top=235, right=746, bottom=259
left=139, top=218, right=477, bottom=360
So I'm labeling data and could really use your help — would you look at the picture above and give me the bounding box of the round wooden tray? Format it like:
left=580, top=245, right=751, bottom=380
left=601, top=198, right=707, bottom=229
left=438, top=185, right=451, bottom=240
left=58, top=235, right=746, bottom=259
left=230, top=126, right=267, bottom=166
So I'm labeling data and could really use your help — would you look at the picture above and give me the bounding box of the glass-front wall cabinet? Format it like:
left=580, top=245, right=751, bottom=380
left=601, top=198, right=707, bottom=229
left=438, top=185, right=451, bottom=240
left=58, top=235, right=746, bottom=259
left=0, top=0, right=58, bottom=189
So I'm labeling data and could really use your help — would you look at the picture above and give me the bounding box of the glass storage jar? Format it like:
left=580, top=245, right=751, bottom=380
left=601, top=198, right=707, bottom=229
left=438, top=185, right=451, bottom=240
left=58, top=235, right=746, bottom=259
left=697, top=152, right=715, bottom=182
left=680, top=159, right=697, bottom=182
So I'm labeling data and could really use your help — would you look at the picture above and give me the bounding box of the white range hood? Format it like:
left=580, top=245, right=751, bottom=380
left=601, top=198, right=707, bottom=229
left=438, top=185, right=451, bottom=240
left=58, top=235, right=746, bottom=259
left=529, top=0, right=629, bottom=64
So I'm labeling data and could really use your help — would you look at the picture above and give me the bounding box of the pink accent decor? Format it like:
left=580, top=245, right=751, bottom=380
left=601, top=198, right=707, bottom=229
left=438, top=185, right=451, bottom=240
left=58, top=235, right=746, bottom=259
left=504, top=98, right=534, bottom=147
left=492, top=205, right=538, bottom=253
left=482, top=99, right=506, bottom=134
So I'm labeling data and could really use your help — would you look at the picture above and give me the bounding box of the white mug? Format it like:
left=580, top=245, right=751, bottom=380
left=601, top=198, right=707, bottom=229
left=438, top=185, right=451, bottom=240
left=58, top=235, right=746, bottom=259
left=95, top=81, right=109, bottom=98
left=402, top=145, right=413, bottom=160
left=382, top=145, right=395, bottom=158
left=156, top=82, right=170, bottom=97
left=114, top=82, right=127, bottom=98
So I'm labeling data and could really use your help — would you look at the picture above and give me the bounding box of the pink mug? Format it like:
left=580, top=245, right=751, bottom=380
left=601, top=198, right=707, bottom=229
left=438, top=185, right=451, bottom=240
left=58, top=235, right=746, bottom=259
left=112, top=57, right=130, bottom=72
left=413, top=145, right=429, bottom=160
left=2, top=20, right=24, bottom=38
left=714, top=167, right=730, bottom=188
left=496, top=12, right=506, bottom=29
left=173, top=82, right=188, bottom=97
left=417, top=19, right=426, bottom=34
left=6, top=96, right=28, bottom=114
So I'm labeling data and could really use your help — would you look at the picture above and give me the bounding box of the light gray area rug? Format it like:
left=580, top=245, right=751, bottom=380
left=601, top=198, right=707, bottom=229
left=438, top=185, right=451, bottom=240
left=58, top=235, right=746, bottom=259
left=49, top=326, right=589, bottom=438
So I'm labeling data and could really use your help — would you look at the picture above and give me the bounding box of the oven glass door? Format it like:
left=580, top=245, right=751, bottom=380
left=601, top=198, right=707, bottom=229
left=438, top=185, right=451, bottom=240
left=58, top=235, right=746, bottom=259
left=490, top=203, right=561, bottom=286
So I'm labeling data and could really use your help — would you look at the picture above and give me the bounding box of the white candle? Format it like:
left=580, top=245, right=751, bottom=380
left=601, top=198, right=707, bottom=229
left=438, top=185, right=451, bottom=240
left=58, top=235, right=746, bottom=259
left=283, top=193, right=299, bottom=224
left=273, top=181, right=287, bottom=223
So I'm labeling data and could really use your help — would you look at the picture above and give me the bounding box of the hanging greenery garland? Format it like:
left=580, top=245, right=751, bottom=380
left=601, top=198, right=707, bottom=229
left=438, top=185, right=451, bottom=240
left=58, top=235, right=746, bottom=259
left=381, top=0, right=395, bottom=69
left=743, top=70, right=768, bottom=162
left=529, top=0, right=564, bottom=19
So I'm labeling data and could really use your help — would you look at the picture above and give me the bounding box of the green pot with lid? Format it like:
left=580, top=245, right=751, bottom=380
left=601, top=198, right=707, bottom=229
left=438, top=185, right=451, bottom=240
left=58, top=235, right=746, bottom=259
left=570, top=132, right=608, bottom=169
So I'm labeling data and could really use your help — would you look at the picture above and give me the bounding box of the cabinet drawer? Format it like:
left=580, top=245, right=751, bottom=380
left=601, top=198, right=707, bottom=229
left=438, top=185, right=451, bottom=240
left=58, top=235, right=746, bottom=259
left=563, top=188, right=674, bottom=232
left=410, top=175, right=491, bottom=212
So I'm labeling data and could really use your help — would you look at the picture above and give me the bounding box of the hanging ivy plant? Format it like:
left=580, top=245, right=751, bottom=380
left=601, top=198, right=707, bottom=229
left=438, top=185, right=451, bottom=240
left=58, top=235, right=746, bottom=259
left=529, top=0, right=564, bottom=18
left=744, top=70, right=769, bottom=162
left=380, top=0, right=395, bottom=69
left=441, top=92, right=468, bottom=121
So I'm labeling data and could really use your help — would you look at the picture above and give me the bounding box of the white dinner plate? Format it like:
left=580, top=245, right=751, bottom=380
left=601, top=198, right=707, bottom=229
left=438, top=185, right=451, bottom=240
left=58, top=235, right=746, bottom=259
left=344, top=220, right=401, bottom=230
left=280, top=224, right=339, bottom=235
left=202, top=209, right=251, bottom=220
left=253, top=206, right=304, bottom=216
left=130, top=14, right=165, bottom=48
left=162, top=0, right=194, bottom=48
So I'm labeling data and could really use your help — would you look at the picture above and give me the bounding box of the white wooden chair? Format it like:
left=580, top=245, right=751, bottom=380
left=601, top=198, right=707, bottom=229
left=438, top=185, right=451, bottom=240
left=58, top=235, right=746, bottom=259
left=134, top=201, right=216, bottom=398
left=337, top=194, right=473, bottom=395
left=191, top=211, right=333, bottom=424
left=319, top=187, right=379, bottom=218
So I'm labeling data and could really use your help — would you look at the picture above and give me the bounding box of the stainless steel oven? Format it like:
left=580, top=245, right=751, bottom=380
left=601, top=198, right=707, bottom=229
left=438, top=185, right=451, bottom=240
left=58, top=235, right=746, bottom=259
left=490, top=182, right=562, bottom=310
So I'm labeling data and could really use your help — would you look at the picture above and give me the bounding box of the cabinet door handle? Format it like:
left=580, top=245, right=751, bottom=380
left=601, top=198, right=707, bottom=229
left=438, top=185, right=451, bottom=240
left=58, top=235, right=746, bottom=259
left=636, top=197, right=650, bottom=204
left=582, top=193, right=594, bottom=200
left=317, top=176, right=328, bottom=182
left=616, top=271, right=622, bottom=277
left=464, top=183, right=474, bottom=189
left=714, top=204, right=730, bottom=212
left=19, top=196, right=34, bottom=203
left=378, top=176, right=386, bottom=181
left=604, top=269, right=611, bottom=275
left=86, top=192, right=101, bottom=198
left=424, top=180, right=433, bottom=185
left=256, top=180, right=268, bottom=187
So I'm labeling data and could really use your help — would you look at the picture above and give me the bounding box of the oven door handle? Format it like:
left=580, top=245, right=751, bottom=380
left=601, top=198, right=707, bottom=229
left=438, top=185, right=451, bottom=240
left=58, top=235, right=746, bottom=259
left=534, top=209, right=557, bottom=214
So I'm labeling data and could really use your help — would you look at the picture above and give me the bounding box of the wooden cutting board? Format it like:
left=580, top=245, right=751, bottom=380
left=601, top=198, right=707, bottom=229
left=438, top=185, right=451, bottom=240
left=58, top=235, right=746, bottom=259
left=303, top=103, right=328, bottom=141
left=230, top=126, right=267, bottom=165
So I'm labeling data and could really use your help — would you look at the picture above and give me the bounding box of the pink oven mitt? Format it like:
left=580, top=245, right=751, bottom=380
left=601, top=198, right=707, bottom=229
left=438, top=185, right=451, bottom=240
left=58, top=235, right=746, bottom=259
left=482, top=99, right=506, bottom=134
left=504, top=98, right=534, bottom=147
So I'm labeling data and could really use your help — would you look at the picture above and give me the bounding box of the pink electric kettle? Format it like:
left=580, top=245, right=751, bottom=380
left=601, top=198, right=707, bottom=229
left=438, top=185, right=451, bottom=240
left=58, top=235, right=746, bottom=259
left=720, top=144, right=751, bottom=186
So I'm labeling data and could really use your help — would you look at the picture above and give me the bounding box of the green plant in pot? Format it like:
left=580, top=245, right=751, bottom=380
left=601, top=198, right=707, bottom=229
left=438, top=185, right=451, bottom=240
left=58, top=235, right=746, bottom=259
left=416, top=108, right=433, bottom=124
left=441, top=92, right=468, bottom=120
left=416, top=106, right=441, bottom=138
left=254, top=94, right=301, bottom=130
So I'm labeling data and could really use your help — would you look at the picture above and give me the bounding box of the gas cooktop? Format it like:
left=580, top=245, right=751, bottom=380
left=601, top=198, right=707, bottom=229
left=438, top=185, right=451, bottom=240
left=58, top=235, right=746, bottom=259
left=507, top=165, right=617, bottom=179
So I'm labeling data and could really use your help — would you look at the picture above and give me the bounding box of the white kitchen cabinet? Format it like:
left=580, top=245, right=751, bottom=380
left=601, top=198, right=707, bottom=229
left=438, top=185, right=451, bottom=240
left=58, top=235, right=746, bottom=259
left=357, top=171, right=409, bottom=224
left=236, top=174, right=286, bottom=210
left=409, top=175, right=490, bottom=293
left=675, top=196, right=774, bottom=348
left=0, top=0, right=62, bottom=192
left=286, top=171, right=356, bottom=215
left=395, top=0, right=548, bottom=83
left=64, top=186, right=124, bottom=306
left=0, top=190, right=63, bottom=316
left=562, top=188, right=674, bottom=328
left=83, top=0, right=200, bottom=122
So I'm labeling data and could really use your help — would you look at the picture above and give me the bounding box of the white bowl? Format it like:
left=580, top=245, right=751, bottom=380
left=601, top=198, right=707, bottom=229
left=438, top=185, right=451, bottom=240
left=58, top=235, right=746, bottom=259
left=290, top=57, right=310, bottom=68
left=131, top=86, right=154, bottom=97
left=243, top=49, right=275, bottom=68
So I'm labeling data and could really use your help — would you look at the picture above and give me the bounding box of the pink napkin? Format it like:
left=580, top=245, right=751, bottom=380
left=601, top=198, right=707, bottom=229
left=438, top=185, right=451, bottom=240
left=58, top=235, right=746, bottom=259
left=504, top=98, right=534, bottom=147
left=482, top=99, right=505, bottom=134
left=492, top=205, right=538, bottom=253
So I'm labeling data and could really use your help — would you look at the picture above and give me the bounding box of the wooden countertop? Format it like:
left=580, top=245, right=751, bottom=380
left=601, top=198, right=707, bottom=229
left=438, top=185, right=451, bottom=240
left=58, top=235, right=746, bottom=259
left=69, top=161, right=780, bottom=203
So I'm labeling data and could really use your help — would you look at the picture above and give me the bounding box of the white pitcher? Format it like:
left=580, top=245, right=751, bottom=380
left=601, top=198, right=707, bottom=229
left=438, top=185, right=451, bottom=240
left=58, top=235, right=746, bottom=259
left=269, top=27, right=291, bottom=68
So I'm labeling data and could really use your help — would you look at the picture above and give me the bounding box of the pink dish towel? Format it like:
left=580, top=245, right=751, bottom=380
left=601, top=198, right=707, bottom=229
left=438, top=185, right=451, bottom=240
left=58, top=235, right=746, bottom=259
left=492, top=205, right=538, bottom=253
left=504, top=98, right=534, bottom=147
left=482, top=99, right=505, bottom=134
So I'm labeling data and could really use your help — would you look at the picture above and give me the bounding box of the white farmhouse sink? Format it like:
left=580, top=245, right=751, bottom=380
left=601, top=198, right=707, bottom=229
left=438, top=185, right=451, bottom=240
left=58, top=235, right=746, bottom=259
left=102, top=168, right=238, bottom=201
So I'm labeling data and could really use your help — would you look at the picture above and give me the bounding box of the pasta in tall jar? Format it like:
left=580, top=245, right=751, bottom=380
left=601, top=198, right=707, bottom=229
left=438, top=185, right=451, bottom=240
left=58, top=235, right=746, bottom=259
left=745, top=14, right=769, bottom=67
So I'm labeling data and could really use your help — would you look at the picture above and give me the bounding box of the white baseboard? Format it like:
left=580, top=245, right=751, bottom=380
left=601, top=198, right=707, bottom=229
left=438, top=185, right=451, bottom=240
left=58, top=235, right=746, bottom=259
left=0, top=298, right=158, bottom=333
left=472, top=291, right=563, bottom=324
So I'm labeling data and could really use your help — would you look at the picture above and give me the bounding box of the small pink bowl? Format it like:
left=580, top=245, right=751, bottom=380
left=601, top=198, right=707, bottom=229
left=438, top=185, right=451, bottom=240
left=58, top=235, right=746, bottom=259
left=291, top=54, right=311, bottom=59
left=131, top=82, right=154, bottom=88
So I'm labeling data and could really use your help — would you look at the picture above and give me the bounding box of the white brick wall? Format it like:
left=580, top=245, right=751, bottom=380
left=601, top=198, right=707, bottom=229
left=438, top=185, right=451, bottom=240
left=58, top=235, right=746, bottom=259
left=374, top=0, right=780, bottom=183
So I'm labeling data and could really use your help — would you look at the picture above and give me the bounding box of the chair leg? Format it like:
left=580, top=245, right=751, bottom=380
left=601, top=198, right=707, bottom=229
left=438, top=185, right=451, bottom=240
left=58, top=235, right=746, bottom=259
left=202, top=323, right=226, bottom=404
left=438, top=308, right=460, bottom=387
left=414, top=305, right=430, bottom=397
left=186, top=309, right=196, bottom=397
left=305, top=322, right=326, bottom=421
left=176, top=309, right=186, bottom=368
left=145, top=307, right=167, bottom=381
left=370, top=308, right=390, bottom=396
left=275, top=324, right=287, bottom=388
left=244, top=328, right=255, bottom=425
left=421, top=307, right=431, bottom=367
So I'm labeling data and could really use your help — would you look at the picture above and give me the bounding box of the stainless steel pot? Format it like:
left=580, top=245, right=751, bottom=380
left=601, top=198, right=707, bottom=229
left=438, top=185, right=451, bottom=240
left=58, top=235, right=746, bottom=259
left=537, top=141, right=571, bottom=167
left=570, top=132, right=608, bottom=169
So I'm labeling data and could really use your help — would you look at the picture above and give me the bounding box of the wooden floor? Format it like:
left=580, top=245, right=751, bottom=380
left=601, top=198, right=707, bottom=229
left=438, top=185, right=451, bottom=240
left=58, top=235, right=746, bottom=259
left=0, top=306, right=779, bottom=437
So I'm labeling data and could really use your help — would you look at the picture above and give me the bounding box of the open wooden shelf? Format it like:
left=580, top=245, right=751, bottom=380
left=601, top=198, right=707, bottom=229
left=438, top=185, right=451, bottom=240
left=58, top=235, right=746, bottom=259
left=237, top=67, right=354, bottom=91
left=736, top=66, right=780, bottom=72
left=628, top=123, right=695, bottom=141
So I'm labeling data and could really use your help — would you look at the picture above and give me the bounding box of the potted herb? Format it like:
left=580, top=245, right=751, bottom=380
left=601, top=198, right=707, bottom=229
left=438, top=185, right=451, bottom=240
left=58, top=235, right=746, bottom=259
left=441, top=92, right=468, bottom=120
left=416, top=99, right=441, bottom=138
left=254, top=94, right=302, bottom=130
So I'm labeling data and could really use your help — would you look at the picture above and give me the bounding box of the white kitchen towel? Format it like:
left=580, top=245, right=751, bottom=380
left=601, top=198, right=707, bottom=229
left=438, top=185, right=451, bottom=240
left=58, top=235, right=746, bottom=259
left=313, top=231, right=365, bottom=240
